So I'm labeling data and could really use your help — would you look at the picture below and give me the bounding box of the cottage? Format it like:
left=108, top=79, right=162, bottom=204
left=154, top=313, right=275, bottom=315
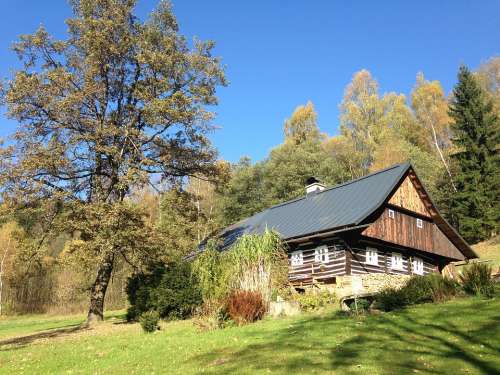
left=211, top=162, right=476, bottom=295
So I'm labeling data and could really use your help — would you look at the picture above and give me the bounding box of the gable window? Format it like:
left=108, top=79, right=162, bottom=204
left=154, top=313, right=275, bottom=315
left=290, top=251, right=303, bottom=266
left=412, top=257, right=424, bottom=275
left=314, top=245, right=329, bottom=263
left=391, top=252, right=404, bottom=270
left=388, top=209, right=395, bottom=219
left=365, top=247, right=378, bottom=266
left=416, top=218, right=423, bottom=229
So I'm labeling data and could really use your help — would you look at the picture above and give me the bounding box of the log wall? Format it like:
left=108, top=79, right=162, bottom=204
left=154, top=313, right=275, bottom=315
left=348, top=242, right=438, bottom=276
left=287, top=238, right=347, bottom=286
left=287, top=235, right=440, bottom=287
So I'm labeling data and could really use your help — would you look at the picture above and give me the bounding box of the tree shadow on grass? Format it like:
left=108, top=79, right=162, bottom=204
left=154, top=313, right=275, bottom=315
left=187, top=298, right=500, bottom=374
left=0, top=323, right=86, bottom=351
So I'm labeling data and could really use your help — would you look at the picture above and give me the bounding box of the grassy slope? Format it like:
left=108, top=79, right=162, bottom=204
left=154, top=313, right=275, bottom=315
left=472, top=236, right=500, bottom=269
left=0, top=311, right=124, bottom=341
left=0, top=293, right=499, bottom=375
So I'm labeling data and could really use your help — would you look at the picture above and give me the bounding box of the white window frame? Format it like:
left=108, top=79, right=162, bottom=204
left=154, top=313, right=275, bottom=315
left=290, top=250, right=303, bottom=266
left=314, top=245, right=329, bottom=263
left=391, top=252, right=404, bottom=270
left=365, top=247, right=379, bottom=266
left=412, top=257, right=424, bottom=275
left=388, top=209, right=395, bottom=219
left=416, top=218, right=423, bottom=229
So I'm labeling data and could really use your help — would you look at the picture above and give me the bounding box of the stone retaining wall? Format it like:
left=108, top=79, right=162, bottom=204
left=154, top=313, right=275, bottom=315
left=321, top=274, right=411, bottom=298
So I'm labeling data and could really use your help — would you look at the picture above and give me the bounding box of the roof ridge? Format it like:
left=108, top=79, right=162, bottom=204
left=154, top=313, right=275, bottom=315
left=269, top=161, right=411, bottom=210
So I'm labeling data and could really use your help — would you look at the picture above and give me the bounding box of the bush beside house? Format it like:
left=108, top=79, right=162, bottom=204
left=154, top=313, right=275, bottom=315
left=460, top=263, right=495, bottom=298
left=126, top=262, right=202, bottom=321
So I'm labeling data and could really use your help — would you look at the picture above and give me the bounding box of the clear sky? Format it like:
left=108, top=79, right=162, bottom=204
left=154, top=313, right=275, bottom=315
left=0, top=1, right=498, bottom=163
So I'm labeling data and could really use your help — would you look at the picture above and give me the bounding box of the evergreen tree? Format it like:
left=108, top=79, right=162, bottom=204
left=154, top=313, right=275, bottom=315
left=448, top=65, right=499, bottom=243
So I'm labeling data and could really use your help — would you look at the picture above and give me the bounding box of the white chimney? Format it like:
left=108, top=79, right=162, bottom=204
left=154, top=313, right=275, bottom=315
left=305, top=177, right=326, bottom=194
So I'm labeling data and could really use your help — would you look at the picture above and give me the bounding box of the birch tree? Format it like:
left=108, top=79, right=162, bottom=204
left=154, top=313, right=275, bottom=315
left=411, top=73, right=456, bottom=191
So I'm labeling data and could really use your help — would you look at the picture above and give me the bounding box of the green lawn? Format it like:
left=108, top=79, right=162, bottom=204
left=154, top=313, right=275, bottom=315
left=0, top=311, right=125, bottom=341
left=0, top=293, right=499, bottom=375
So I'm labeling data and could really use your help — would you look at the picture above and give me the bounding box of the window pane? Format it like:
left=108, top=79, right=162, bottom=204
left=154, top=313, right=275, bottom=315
left=366, top=247, right=378, bottom=265
left=291, top=250, right=303, bottom=266
left=391, top=253, right=403, bottom=270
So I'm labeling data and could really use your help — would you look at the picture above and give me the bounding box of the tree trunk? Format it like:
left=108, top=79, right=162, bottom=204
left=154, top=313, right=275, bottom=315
left=0, top=239, right=11, bottom=316
left=430, top=122, right=457, bottom=192
left=86, top=252, right=114, bottom=325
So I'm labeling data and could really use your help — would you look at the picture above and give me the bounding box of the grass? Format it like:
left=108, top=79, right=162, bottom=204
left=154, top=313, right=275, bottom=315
left=0, top=311, right=125, bottom=341
left=472, top=236, right=500, bottom=269
left=0, top=291, right=499, bottom=375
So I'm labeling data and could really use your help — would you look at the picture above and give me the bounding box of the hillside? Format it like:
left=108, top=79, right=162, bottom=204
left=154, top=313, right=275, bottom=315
left=0, top=291, right=499, bottom=375
left=472, top=236, right=500, bottom=269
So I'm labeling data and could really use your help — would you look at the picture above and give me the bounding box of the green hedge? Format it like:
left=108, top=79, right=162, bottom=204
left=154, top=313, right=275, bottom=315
left=375, top=274, right=459, bottom=312
left=126, top=261, right=202, bottom=321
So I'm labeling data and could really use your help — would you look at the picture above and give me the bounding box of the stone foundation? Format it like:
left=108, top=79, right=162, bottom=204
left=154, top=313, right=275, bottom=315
left=269, top=300, right=301, bottom=317
left=319, top=274, right=411, bottom=298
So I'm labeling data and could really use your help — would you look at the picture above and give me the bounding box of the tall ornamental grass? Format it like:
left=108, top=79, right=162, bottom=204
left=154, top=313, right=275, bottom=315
left=193, top=230, right=288, bottom=306
left=228, top=230, right=288, bottom=304
left=459, top=263, right=494, bottom=298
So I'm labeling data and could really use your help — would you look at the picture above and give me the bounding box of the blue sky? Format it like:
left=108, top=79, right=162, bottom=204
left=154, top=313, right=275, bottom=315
left=0, top=1, right=498, bottom=163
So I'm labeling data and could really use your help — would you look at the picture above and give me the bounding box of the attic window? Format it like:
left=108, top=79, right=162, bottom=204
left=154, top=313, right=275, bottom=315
left=416, top=218, right=423, bottom=229
left=314, top=245, right=329, bottom=263
left=388, top=209, right=395, bottom=219
left=290, top=251, right=303, bottom=266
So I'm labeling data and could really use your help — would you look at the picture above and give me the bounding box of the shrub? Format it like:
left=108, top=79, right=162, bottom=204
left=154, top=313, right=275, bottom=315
left=375, top=274, right=459, bottom=312
left=139, top=310, right=160, bottom=333
left=347, top=297, right=371, bottom=313
left=193, top=299, right=231, bottom=331
left=126, top=261, right=202, bottom=321
left=375, top=288, right=406, bottom=312
left=293, top=290, right=336, bottom=311
left=192, top=244, right=231, bottom=302
left=403, top=274, right=458, bottom=304
left=427, top=274, right=459, bottom=302
left=227, top=290, right=266, bottom=325
left=460, top=263, right=494, bottom=298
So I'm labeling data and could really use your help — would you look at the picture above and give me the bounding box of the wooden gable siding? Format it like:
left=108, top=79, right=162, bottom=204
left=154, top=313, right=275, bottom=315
left=406, top=170, right=473, bottom=259
left=388, top=175, right=431, bottom=217
left=348, top=243, right=438, bottom=276
left=433, top=225, right=465, bottom=260
left=288, top=238, right=346, bottom=285
left=362, top=207, right=464, bottom=260
left=362, top=208, right=433, bottom=252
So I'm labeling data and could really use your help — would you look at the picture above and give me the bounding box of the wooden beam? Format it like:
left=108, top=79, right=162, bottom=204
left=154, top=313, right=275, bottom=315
left=345, top=249, right=352, bottom=275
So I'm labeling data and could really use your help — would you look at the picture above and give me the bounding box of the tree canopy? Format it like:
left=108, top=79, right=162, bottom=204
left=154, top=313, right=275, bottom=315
left=0, top=0, right=226, bottom=322
left=448, top=66, right=499, bottom=243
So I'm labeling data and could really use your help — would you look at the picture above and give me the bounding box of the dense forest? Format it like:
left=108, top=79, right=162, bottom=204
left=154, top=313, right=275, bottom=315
left=0, top=0, right=498, bottom=318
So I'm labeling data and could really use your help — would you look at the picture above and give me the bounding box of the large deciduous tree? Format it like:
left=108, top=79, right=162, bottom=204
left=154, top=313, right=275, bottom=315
left=0, top=0, right=226, bottom=323
left=339, top=69, right=423, bottom=177
left=476, top=57, right=500, bottom=118
left=448, top=65, right=499, bottom=243
left=283, top=101, right=321, bottom=144
left=411, top=73, right=455, bottom=190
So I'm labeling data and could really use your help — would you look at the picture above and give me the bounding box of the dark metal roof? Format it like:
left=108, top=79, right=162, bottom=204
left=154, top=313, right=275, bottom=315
left=216, top=162, right=411, bottom=250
